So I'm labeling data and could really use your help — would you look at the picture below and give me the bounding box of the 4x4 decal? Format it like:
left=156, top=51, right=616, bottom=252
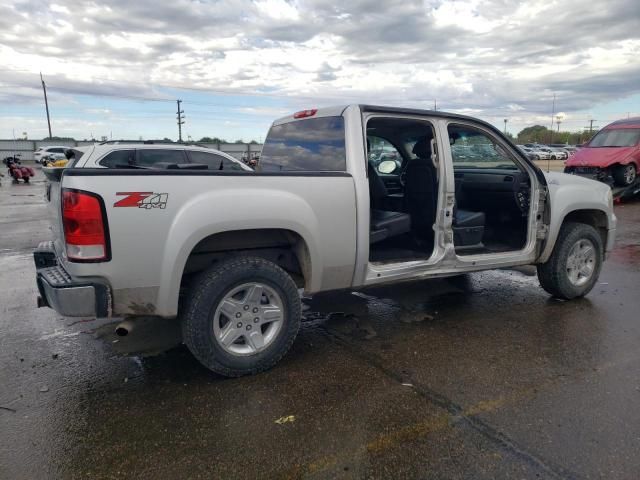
left=114, top=192, right=169, bottom=209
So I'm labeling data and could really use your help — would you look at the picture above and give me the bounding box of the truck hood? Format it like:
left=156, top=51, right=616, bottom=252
left=543, top=171, right=610, bottom=192
left=565, top=146, right=635, bottom=168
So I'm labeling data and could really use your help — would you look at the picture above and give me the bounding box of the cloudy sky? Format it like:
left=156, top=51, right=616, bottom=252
left=1, top=0, right=639, bottom=141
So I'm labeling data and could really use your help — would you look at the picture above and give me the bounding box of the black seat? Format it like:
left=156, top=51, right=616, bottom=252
left=368, top=163, right=411, bottom=244
left=406, top=137, right=486, bottom=247
left=404, top=137, right=438, bottom=240
left=370, top=210, right=411, bottom=244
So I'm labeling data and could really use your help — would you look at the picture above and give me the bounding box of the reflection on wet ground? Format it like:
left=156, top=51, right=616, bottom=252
left=1, top=173, right=640, bottom=479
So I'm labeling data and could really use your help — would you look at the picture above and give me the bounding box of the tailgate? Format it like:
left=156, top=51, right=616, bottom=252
left=42, top=167, right=66, bottom=260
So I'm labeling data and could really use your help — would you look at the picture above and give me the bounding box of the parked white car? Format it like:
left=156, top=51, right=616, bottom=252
left=519, top=145, right=550, bottom=160
left=34, top=146, right=71, bottom=164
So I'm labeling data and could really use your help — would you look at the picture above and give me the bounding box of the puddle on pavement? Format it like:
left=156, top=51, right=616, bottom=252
left=610, top=243, right=640, bottom=265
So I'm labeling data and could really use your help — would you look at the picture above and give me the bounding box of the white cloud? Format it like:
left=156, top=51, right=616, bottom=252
left=1, top=0, right=639, bottom=138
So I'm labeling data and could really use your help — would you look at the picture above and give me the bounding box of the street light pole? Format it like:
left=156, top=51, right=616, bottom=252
left=503, top=118, right=508, bottom=134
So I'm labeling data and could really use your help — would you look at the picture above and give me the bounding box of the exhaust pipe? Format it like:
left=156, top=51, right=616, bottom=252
left=115, top=320, right=134, bottom=337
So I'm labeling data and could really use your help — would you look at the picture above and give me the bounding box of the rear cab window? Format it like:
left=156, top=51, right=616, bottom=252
left=259, top=116, right=346, bottom=172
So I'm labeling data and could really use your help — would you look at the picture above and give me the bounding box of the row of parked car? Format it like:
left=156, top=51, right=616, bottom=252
left=517, top=144, right=578, bottom=161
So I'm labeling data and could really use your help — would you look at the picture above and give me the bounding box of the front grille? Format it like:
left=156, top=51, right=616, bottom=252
left=573, top=166, right=600, bottom=174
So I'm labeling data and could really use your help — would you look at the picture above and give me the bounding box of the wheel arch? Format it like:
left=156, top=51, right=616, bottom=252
left=179, top=228, right=313, bottom=290
left=539, top=208, right=610, bottom=263
left=155, top=225, right=318, bottom=318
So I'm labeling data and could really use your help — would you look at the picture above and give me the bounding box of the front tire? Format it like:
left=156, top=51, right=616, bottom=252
left=612, top=163, right=636, bottom=187
left=182, top=256, right=301, bottom=377
left=537, top=222, right=603, bottom=299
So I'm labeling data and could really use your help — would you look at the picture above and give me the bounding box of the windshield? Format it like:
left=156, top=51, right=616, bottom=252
left=589, top=128, right=640, bottom=147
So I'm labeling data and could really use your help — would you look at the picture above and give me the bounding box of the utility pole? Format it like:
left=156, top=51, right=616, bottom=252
left=433, top=99, right=437, bottom=111
left=549, top=93, right=556, bottom=144
left=582, top=119, right=599, bottom=143
left=40, top=72, right=52, bottom=139
left=176, top=100, right=185, bottom=142
left=503, top=118, right=508, bottom=134
left=584, top=119, right=598, bottom=135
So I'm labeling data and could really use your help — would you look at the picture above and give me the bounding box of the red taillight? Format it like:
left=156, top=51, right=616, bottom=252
left=293, top=109, right=317, bottom=119
left=62, top=189, right=109, bottom=261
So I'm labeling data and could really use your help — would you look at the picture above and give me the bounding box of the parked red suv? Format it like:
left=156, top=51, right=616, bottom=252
left=565, top=117, right=640, bottom=187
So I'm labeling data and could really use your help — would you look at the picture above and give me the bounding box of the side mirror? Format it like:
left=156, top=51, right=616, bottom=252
left=377, top=160, right=397, bottom=174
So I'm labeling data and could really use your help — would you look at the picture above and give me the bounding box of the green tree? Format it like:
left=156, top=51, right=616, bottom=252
left=517, top=125, right=596, bottom=146
left=516, top=125, right=550, bottom=144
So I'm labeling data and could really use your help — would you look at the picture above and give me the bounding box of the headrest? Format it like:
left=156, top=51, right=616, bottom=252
left=412, top=137, right=432, bottom=159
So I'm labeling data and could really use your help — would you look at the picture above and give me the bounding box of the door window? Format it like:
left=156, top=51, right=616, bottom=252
left=188, top=151, right=244, bottom=171
left=137, top=149, right=188, bottom=167
left=448, top=125, right=521, bottom=171
left=99, top=149, right=135, bottom=168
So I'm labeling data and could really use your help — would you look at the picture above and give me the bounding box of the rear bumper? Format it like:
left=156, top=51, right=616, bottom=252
left=34, top=242, right=111, bottom=318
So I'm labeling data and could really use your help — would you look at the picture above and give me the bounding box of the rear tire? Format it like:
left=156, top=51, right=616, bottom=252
left=182, top=256, right=301, bottom=377
left=537, top=222, right=603, bottom=299
left=612, top=163, right=636, bottom=187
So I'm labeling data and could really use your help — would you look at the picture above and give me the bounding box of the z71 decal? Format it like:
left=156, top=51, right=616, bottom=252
left=114, top=192, right=169, bottom=209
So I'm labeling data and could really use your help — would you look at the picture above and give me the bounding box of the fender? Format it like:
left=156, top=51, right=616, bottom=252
left=155, top=188, right=324, bottom=316
left=538, top=172, right=615, bottom=263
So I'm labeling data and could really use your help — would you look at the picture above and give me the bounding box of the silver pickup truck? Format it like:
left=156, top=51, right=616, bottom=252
left=35, top=105, right=616, bottom=376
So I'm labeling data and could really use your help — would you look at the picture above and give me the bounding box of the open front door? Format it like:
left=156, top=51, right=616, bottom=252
left=445, top=122, right=540, bottom=257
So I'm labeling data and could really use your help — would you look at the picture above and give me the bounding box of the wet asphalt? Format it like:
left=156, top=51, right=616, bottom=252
left=1, top=170, right=640, bottom=479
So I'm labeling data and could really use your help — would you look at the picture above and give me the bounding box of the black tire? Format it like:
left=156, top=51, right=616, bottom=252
left=537, top=222, right=603, bottom=300
left=24, top=176, right=29, bottom=183
left=182, top=256, right=301, bottom=377
left=612, top=163, right=636, bottom=187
